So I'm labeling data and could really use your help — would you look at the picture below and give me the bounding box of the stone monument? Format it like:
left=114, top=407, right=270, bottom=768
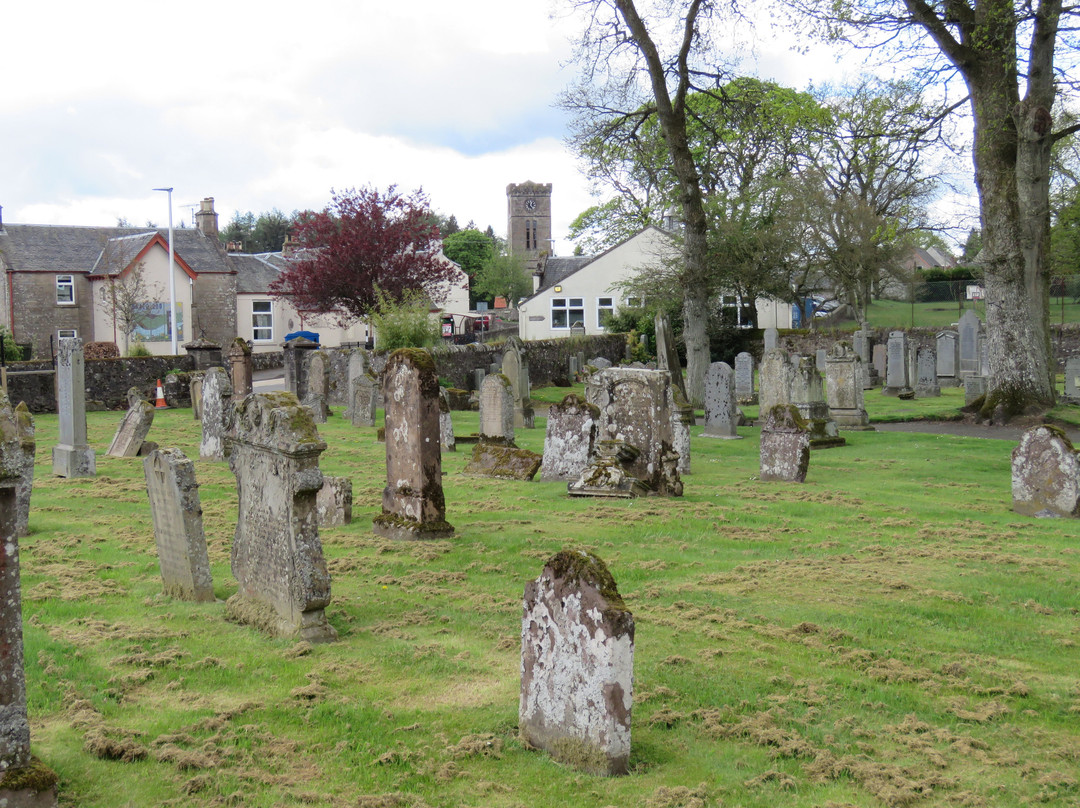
left=227, top=338, right=253, bottom=398
left=701, top=362, right=740, bottom=439
left=52, top=338, right=95, bottom=478
left=759, top=404, right=811, bottom=483
left=106, top=399, right=155, bottom=458
left=541, top=394, right=599, bottom=482
left=1011, top=426, right=1080, bottom=518
left=199, top=367, right=232, bottom=461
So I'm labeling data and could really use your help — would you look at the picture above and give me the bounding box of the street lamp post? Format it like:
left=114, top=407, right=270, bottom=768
left=152, top=187, right=178, bottom=354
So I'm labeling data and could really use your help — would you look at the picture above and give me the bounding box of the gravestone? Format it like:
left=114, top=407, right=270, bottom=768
left=439, top=388, right=456, bottom=452
left=964, top=375, right=988, bottom=406
left=589, top=357, right=612, bottom=370
left=958, top=310, right=981, bottom=377
left=520, top=549, right=634, bottom=776
left=52, top=337, right=95, bottom=478
left=302, top=351, right=330, bottom=423
left=654, top=311, right=687, bottom=401
left=316, top=476, right=353, bottom=528
left=825, top=342, right=871, bottom=430
left=915, top=346, right=941, bottom=397
left=227, top=338, right=253, bottom=398
left=702, top=362, right=740, bottom=439
left=227, top=392, right=336, bottom=642
left=463, top=443, right=543, bottom=480
left=669, top=384, right=693, bottom=474
left=790, top=357, right=844, bottom=447
left=763, top=327, right=779, bottom=352
left=815, top=348, right=827, bottom=373
left=502, top=337, right=535, bottom=428
left=373, top=350, right=454, bottom=540
left=1064, top=356, right=1080, bottom=403
left=852, top=330, right=879, bottom=390
left=126, top=386, right=145, bottom=409
left=142, top=448, right=215, bottom=602
left=479, top=374, right=515, bottom=442
left=1011, top=426, right=1080, bottom=518
left=541, top=394, right=599, bottom=482
left=585, top=368, right=682, bottom=496
left=757, top=349, right=794, bottom=415
left=472, top=368, right=486, bottom=392
left=979, top=334, right=990, bottom=377
left=350, top=373, right=377, bottom=428
left=199, top=367, right=233, bottom=461
left=13, top=403, right=34, bottom=539
left=343, top=350, right=367, bottom=419
left=190, top=371, right=205, bottom=421
left=568, top=355, right=580, bottom=379
left=106, top=399, right=155, bottom=458
left=759, top=404, right=810, bottom=483
left=282, top=336, right=318, bottom=397
left=872, top=343, right=887, bottom=381
left=734, top=352, right=756, bottom=404
left=936, top=331, right=959, bottom=386
left=882, top=331, right=912, bottom=396
left=0, top=393, right=59, bottom=804
left=568, top=441, right=650, bottom=498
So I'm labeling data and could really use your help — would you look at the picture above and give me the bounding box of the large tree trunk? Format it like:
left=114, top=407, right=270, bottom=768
left=682, top=292, right=709, bottom=407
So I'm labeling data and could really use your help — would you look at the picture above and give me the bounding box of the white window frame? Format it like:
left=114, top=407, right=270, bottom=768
left=597, top=296, right=614, bottom=329
left=719, top=294, right=755, bottom=329
left=551, top=296, right=585, bottom=330
left=56, top=275, right=75, bottom=305
left=57, top=329, right=78, bottom=340
left=252, top=300, right=274, bottom=342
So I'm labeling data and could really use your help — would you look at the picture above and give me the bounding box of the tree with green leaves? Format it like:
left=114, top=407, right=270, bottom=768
left=474, top=251, right=532, bottom=307
left=442, top=229, right=497, bottom=307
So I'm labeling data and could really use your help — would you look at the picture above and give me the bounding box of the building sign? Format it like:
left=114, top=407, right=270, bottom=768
left=134, top=302, right=183, bottom=342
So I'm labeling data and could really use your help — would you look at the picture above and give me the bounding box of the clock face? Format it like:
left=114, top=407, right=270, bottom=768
left=524, top=198, right=537, bottom=211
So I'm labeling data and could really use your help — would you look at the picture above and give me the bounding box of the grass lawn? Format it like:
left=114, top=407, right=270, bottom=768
left=17, top=399, right=1080, bottom=807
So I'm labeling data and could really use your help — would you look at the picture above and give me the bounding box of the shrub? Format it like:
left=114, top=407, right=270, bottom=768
left=127, top=339, right=152, bottom=357
left=85, top=342, right=120, bottom=360
left=369, top=288, right=442, bottom=350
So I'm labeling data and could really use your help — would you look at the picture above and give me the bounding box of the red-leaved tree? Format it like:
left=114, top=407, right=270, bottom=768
left=269, top=186, right=455, bottom=322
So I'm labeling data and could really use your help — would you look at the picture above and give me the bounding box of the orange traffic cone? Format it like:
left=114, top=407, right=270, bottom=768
left=154, top=379, right=168, bottom=409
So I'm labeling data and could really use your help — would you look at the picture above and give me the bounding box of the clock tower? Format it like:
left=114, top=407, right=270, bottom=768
left=507, top=181, right=552, bottom=277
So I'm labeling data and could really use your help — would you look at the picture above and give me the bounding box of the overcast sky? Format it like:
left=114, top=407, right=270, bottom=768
left=4, top=1, right=932, bottom=253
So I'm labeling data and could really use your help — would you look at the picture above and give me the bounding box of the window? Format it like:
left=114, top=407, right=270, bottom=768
left=597, top=297, right=614, bottom=329
left=551, top=297, right=584, bottom=330
left=525, top=219, right=538, bottom=250
left=626, top=296, right=644, bottom=309
left=718, top=295, right=755, bottom=329
left=56, top=275, right=75, bottom=305
left=57, top=329, right=77, bottom=340
left=252, top=301, right=273, bottom=342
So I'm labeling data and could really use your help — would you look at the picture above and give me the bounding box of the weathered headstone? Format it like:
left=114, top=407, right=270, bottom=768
left=302, top=351, right=330, bottom=424
left=199, top=367, right=232, bottom=461
left=472, top=368, right=486, bottom=392
left=126, top=386, right=144, bottom=410
left=763, top=327, right=779, bottom=352
left=52, top=338, right=95, bottom=478
left=502, top=337, right=535, bottom=429
left=435, top=388, right=456, bottom=452
left=964, top=375, right=988, bottom=406
left=979, top=333, right=990, bottom=377
left=589, top=356, right=612, bottom=370
left=702, top=362, right=740, bottom=439
left=1011, top=426, right=1080, bottom=518
left=541, top=394, right=599, bottom=482
left=915, top=346, right=941, bottom=397
left=142, top=448, right=214, bottom=602
left=343, top=350, right=367, bottom=419
left=464, top=443, right=543, bottom=480
left=350, top=373, right=377, bottom=428
left=958, top=310, right=981, bottom=377
left=759, top=404, right=811, bottom=483
left=872, top=343, right=887, bottom=381
left=815, top=348, right=827, bottom=373
left=373, top=350, right=454, bottom=540
left=936, top=331, right=959, bottom=386
left=568, top=441, right=650, bottom=498
left=13, top=403, right=34, bottom=539
left=316, top=476, right=353, bottom=528
left=190, top=371, right=205, bottom=421
left=757, top=349, right=794, bottom=415
left=568, top=355, right=580, bottom=379
left=734, top=352, right=756, bottom=404
left=853, top=330, right=879, bottom=390
left=479, top=374, right=515, bottom=442
left=654, top=311, right=687, bottom=401
left=825, top=342, right=871, bottom=430
left=585, top=368, right=682, bottom=496
left=1064, top=356, right=1080, bottom=403
left=520, top=549, right=634, bottom=776
left=227, top=338, right=253, bottom=398
left=226, top=392, right=336, bottom=642
left=0, top=393, right=59, bottom=803
left=282, top=336, right=319, bottom=397
left=106, top=399, right=155, bottom=458
left=790, top=357, right=844, bottom=447
left=882, top=331, right=912, bottom=396
left=668, top=384, right=693, bottom=474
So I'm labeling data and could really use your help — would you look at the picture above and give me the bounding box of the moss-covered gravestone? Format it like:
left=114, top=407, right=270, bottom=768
left=372, top=350, right=454, bottom=540
left=1012, top=426, right=1080, bottom=518
left=228, top=337, right=253, bottom=398
left=541, top=394, right=598, bottom=482
left=226, top=393, right=336, bottom=642
left=520, top=550, right=634, bottom=776
left=759, top=404, right=811, bottom=483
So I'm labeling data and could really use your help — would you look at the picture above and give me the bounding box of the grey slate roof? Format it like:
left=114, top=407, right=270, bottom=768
left=536, top=256, right=593, bottom=293
left=231, top=253, right=289, bottom=294
left=0, top=223, right=236, bottom=276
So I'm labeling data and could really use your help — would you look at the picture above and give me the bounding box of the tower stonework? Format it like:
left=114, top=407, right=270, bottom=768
left=507, top=182, right=552, bottom=277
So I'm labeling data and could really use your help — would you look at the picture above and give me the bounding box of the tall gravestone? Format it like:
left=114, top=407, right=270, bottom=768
left=936, top=331, right=959, bottom=386
left=790, top=357, right=843, bottom=446
left=702, top=362, right=740, bottom=439
left=915, top=346, right=941, bottom=397
left=825, top=342, right=871, bottom=430
left=520, top=550, right=634, bottom=776
left=541, top=394, right=599, bottom=482
left=350, top=373, right=377, bottom=428
left=143, top=448, right=215, bottom=602
left=282, top=336, right=318, bottom=398
left=106, top=399, right=155, bottom=458
left=958, top=310, right=981, bottom=377
left=734, top=352, right=756, bottom=404
left=585, top=368, right=682, bottom=496
left=759, top=405, right=810, bottom=483
left=757, top=349, right=794, bottom=415
left=190, top=371, right=205, bottom=421
left=882, top=331, right=912, bottom=396
left=373, top=350, right=454, bottom=540
left=14, top=403, right=34, bottom=539
left=199, top=367, right=232, bottom=462
left=668, top=384, right=694, bottom=474
left=479, top=374, right=515, bottom=442
left=852, top=330, right=878, bottom=389
left=654, top=311, right=688, bottom=402
left=438, top=388, right=456, bottom=452
left=343, top=350, right=367, bottom=419
left=302, top=351, right=330, bottom=424
left=502, top=337, right=534, bottom=429
left=1011, top=426, right=1080, bottom=518
left=763, top=327, right=779, bottom=352
left=52, top=338, right=95, bottom=478
left=227, top=392, right=336, bottom=642
left=872, top=343, right=887, bottom=381
left=227, top=338, right=253, bottom=399
left=1064, top=356, right=1080, bottom=403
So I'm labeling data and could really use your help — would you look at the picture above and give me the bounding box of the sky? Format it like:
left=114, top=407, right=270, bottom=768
left=3, top=1, right=967, bottom=253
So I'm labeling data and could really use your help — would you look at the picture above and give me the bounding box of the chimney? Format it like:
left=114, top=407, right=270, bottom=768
left=282, top=233, right=297, bottom=259
left=195, top=197, right=219, bottom=237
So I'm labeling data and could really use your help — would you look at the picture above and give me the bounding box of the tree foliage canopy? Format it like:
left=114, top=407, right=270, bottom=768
left=269, top=186, right=455, bottom=323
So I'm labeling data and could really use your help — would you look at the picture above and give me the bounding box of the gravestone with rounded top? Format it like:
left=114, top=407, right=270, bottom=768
left=1011, top=426, right=1080, bottom=518
left=915, top=346, right=941, bottom=397
left=350, top=373, right=377, bottom=428
left=479, top=374, right=515, bottom=442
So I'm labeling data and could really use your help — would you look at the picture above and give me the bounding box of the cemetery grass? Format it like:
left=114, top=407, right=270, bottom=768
left=19, top=404, right=1080, bottom=808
